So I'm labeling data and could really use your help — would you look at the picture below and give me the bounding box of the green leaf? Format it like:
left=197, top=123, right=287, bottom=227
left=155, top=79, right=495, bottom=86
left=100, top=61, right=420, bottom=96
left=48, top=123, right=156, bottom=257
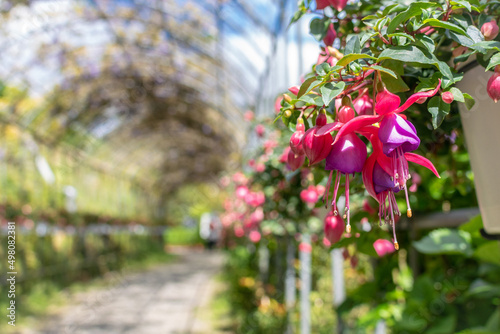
left=345, top=35, right=361, bottom=55
left=486, top=52, right=500, bottom=71
left=387, top=32, right=415, bottom=42
left=310, top=18, right=329, bottom=41
left=367, top=65, right=397, bottom=78
left=413, top=228, right=473, bottom=256
left=415, top=34, right=435, bottom=53
left=449, top=87, right=465, bottom=102
left=451, top=0, right=471, bottom=12
left=423, top=18, right=467, bottom=35
left=297, top=77, right=320, bottom=98
left=299, top=94, right=317, bottom=105
left=320, top=81, right=345, bottom=107
left=336, top=54, right=376, bottom=67
left=289, top=8, right=305, bottom=26
left=464, top=93, right=475, bottom=110
left=315, top=63, right=331, bottom=76
left=426, top=314, right=457, bottom=334
left=387, top=2, right=439, bottom=34
left=428, top=96, right=451, bottom=128
left=474, top=241, right=500, bottom=265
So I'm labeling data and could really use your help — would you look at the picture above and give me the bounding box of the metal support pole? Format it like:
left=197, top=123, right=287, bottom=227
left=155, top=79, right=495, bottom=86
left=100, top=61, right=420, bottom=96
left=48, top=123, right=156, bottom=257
left=300, top=234, right=311, bottom=334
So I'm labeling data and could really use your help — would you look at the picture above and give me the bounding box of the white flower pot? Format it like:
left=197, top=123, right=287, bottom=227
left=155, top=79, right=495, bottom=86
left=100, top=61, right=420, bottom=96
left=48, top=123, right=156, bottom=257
left=457, top=64, right=500, bottom=235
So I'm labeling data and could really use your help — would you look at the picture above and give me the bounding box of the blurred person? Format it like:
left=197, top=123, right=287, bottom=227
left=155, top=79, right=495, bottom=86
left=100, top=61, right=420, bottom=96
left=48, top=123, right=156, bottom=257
left=199, top=212, right=221, bottom=249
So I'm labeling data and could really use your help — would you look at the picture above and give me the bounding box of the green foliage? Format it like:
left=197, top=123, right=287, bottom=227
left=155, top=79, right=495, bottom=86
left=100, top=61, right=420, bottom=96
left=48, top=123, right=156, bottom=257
left=164, top=226, right=202, bottom=246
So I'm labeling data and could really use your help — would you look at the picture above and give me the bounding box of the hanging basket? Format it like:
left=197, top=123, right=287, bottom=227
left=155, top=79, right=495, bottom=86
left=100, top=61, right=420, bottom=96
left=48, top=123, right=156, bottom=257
left=457, top=63, right=500, bottom=235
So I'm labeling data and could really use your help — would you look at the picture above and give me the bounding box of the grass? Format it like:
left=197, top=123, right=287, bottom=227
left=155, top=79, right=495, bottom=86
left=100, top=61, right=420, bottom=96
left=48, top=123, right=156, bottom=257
left=164, top=225, right=203, bottom=246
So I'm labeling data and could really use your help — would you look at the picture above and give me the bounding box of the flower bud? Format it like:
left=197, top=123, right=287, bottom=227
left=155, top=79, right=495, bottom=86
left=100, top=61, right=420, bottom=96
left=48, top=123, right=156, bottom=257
left=487, top=72, right=500, bottom=103
left=353, top=94, right=373, bottom=115
left=324, top=213, right=345, bottom=245
left=373, top=239, right=395, bottom=257
left=302, top=114, right=332, bottom=165
left=482, top=20, right=499, bottom=41
left=441, top=91, right=454, bottom=104
left=288, top=85, right=300, bottom=96
left=283, top=93, right=292, bottom=103
left=300, top=185, right=319, bottom=204
left=337, top=105, right=355, bottom=123
left=255, top=124, right=265, bottom=137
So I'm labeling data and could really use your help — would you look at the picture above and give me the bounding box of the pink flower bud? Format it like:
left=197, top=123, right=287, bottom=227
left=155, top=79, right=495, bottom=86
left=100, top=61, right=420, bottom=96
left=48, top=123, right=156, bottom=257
left=299, top=242, right=312, bottom=253
left=323, top=23, right=337, bottom=47
left=353, top=94, right=373, bottom=115
left=249, top=230, right=261, bottom=243
left=316, top=185, right=325, bottom=197
left=300, top=185, right=319, bottom=204
left=301, top=114, right=332, bottom=165
left=290, top=122, right=305, bottom=155
left=244, top=110, right=254, bottom=121
left=236, top=185, right=249, bottom=199
left=288, top=85, right=300, bottom=96
left=255, top=124, right=265, bottom=137
left=373, top=239, right=396, bottom=257
left=487, top=72, right=500, bottom=103
left=234, top=226, right=245, bottom=237
left=441, top=91, right=454, bottom=104
left=287, top=150, right=305, bottom=171
left=482, top=20, right=499, bottom=41
left=274, top=96, right=283, bottom=114
left=324, top=213, right=345, bottom=244
left=338, top=105, right=355, bottom=123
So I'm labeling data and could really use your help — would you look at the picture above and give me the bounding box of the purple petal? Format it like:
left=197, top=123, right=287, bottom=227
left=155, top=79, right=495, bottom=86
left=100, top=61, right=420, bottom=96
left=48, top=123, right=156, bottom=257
left=373, top=162, right=400, bottom=194
left=379, top=114, right=420, bottom=155
left=325, top=133, right=367, bottom=173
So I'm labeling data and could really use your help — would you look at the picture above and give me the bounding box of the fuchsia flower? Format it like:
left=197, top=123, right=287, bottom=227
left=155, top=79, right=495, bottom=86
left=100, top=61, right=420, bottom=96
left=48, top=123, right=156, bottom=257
left=373, top=239, right=395, bottom=257
left=236, top=185, right=249, bottom=199
left=300, top=185, right=320, bottom=204
left=353, top=91, right=373, bottom=116
left=324, top=212, right=345, bottom=244
left=314, top=82, right=442, bottom=249
left=302, top=112, right=333, bottom=165
left=249, top=230, right=261, bottom=243
left=288, top=85, right=300, bottom=96
left=316, top=0, right=348, bottom=11
left=287, top=148, right=306, bottom=171
left=274, top=96, right=283, bottom=114
left=245, top=191, right=265, bottom=207
left=290, top=119, right=305, bottom=155
left=255, top=124, right=265, bottom=137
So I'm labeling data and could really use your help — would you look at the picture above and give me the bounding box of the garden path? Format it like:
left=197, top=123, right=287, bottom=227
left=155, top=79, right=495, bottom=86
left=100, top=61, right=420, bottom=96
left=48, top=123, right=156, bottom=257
left=34, top=249, right=225, bottom=334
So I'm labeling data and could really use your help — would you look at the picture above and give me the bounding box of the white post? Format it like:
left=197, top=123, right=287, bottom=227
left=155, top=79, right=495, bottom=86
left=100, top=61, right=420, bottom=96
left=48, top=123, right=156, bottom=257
left=331, top=248, right=346, bottom=333
left=300, top=234, right=311, bottom=334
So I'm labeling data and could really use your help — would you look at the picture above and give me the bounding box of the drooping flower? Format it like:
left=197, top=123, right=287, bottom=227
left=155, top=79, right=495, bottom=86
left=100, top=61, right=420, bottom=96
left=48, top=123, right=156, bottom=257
left=328, top=82, right=441, bottom=216
left=324, top=132, right=367, bottom=231
left=287, top=149, right=305, bottom=171
left=373, top=239, right=396, bottom=257
left=290, top=118, right=305, bottom=155
left=324, top=212, right=345, bottom=244
left=316, top=0, right=348, bottom=11
left=301, top=112, right=333, bottom=165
